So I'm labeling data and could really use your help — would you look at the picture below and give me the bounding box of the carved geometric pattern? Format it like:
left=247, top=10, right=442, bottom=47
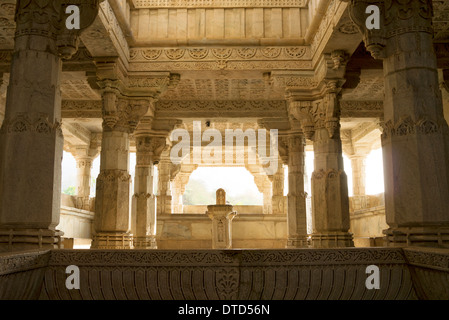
left=340, top=100, right=383, bottom=118
left=159, top=78, right=285, bottom=101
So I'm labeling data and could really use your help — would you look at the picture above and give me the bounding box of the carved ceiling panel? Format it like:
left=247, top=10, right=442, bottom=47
left=342, top=70, right=384, bottom=101
left=159, top=77, right=285, bottom=101
left=61, top=72, right=102, bottom=101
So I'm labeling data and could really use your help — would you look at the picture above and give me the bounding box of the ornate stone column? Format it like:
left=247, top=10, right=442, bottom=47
left=132, top=128, right=166, bottom=249
left=0, top=0, right=100, bottom=252
left=92, top=80, right=150, bottom=249
left=290, top=85, right=354, bottom=248
left=348, top=146, right=371, bottom=196
left=271, top=162, right=285, bottom=215
left=286, top=134, right=309, bottom=248
left=73, top=143, right=100, bottom=211
left=350, top=0, right=449, bottom=247
left=171, top=181, right=183, bottom=213
left=157, top=157, right=172, bottom=215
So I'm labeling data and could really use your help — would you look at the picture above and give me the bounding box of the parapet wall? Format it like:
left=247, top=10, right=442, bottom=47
left=1, top=247, right=448, bottom=300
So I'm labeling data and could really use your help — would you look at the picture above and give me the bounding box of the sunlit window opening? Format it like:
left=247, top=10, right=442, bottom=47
left=183, top=167, right=263, bottom=205
left=365, top=148, right=384, bottom=195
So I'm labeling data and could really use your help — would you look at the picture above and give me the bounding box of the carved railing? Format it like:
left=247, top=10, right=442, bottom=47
left=1, top=247, right=449, bottom=300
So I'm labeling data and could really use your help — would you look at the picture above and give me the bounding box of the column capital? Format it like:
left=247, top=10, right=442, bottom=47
left=348, top=0, right=434, bottom=59
left=135, top=134, right=168, bottom=165
left=15, top=0, right=103, bottom=58
left=288, top=89, right=343, bottom=141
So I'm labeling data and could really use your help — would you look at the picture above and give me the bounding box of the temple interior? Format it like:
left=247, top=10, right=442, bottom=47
left=0, top=0, right=449, bottom=300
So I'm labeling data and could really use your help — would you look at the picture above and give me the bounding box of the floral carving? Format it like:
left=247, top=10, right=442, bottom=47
left=212, top=48, right=233, bottom=59
left=284, top=47, right=306, bottom=59
left=188, top=48, right=209, bottom=60
left=236, top=48, right=257, bottom=59
left=142, top=49, right=162, bottom=60
left=165, top=49, right=185, bottom=60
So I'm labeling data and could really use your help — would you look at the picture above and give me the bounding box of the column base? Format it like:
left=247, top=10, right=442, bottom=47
left=383, top=227, right=449, bottom=248
left=133, top=236, right=157, bottom=249
left=287, top=236, right=310, bottom=248
left=0, top=228, right=63, bottom=252
left=311, top=232, right=354, bottom=248
left=91, top=232, right=134, bottom=249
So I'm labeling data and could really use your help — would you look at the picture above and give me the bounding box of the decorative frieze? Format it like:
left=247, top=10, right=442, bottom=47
left=380, top=117, right=447, bottom=141
left=132, top=0, right=308, bottom=8
left=340, top=100, right=383, bottom=118
left=1, top=113, right=62, bottom=137
left=131, top=46, right=309, bottom=62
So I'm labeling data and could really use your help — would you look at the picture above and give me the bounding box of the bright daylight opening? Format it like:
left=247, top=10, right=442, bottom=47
left=183, top=167, right=263, bottom=205
left=365, top=148, right=384, bottom=195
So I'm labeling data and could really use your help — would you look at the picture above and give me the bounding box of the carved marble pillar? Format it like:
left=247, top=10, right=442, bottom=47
left=263, top=186, right=273, bottom=215
left=350, top=0, right=449, bottom=247
left=349, top=150, right=369, bottom=196
left=286, top=134, right=309, bottom=248
left=171, top=179, right=182, bottom=213
left=0, top=0, right=100, bottom=252
left=290, top=89, right=354, bottom=248
left=92, top=85, right=150, bottom=249
left=271, top=162, right=285, bottom=215
left=132, top=134, right=166, bottom=249
left=73, top=144, right=99, bottom=211
left=157, top=158, right=172, bottom=215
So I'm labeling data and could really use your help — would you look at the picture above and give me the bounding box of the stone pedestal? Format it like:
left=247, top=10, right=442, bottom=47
left=286, top=134, right=309, bottom=248
left=207, top=189, right=237, bottom=249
